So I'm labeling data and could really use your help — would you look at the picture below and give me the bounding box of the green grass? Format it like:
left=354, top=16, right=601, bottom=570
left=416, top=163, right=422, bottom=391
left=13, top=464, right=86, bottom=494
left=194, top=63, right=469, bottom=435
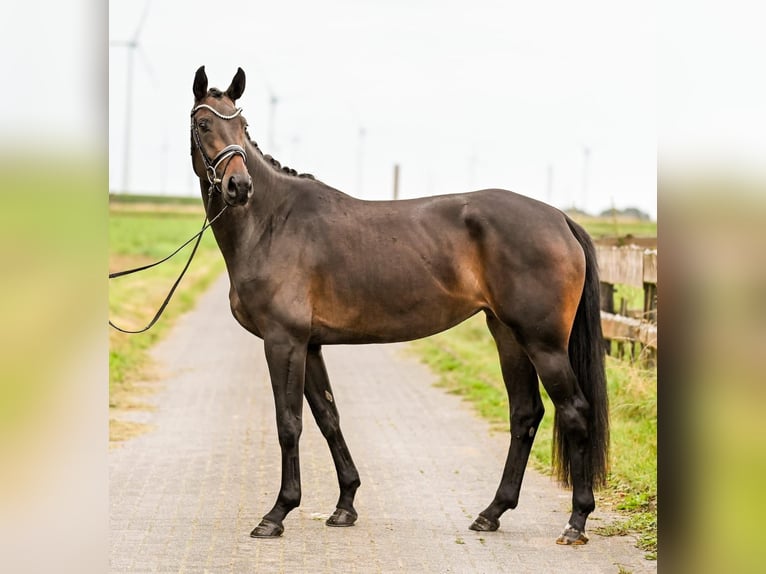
left=411, top=315, right=657, bottom=558
left=612, top=284, right=646, bottom=315
left=109, top=198, right=225, bottom=438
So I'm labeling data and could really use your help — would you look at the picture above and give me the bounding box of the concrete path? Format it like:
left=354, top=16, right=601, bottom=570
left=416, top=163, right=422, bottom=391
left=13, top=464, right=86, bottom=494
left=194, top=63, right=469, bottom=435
left=110, top=275, right=656, bottom=573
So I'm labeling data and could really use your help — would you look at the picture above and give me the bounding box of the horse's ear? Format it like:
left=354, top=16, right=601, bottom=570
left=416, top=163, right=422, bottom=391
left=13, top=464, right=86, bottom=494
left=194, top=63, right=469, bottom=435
left=226, top=67, right=246, bottom=102
left=193, top=66, right=208, bottom=101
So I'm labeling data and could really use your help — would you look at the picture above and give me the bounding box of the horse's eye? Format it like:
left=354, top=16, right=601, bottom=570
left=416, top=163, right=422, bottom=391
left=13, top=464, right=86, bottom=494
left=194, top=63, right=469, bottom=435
left=198, top=120, right=210, bottom=132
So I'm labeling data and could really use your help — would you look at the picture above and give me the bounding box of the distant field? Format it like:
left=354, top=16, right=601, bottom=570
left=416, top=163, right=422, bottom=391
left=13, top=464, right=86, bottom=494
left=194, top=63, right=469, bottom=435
left=570, top=214, right=657, bottom=239
left=109, top=192, right=200, bottom=205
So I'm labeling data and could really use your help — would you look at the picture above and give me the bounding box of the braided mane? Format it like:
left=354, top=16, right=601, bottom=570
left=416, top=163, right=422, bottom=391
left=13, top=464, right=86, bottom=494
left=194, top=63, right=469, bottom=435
left=247, top=135, right=316, bottom=181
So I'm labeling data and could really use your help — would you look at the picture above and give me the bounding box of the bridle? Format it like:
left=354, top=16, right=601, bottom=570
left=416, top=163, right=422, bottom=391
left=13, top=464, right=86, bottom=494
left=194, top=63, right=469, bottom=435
left=190, top=103, right=248, bottom=195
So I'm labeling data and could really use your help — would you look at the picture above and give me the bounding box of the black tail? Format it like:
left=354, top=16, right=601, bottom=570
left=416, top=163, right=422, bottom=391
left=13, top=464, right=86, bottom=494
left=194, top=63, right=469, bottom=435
left=553, top=217, right=610, bottom=488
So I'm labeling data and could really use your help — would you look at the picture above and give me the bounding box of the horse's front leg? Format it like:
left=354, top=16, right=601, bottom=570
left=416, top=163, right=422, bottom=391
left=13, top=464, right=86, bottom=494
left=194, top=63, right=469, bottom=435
left=251, top=332, right=308, bottom=538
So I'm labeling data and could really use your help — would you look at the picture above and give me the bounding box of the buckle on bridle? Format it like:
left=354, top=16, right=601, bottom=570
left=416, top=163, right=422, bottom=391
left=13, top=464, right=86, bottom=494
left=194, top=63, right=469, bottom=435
left=206, top=165, right=222, bottom=193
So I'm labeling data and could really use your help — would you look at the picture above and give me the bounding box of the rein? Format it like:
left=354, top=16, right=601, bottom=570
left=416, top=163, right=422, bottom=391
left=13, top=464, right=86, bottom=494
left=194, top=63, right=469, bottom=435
left=108, top=102, right=247, bottom=334
left=108, top=197, right=227, bottom=334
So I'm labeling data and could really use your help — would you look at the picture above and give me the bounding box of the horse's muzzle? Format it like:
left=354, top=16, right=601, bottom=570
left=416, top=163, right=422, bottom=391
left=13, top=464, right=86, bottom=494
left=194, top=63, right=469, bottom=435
left=224, top=173, right=253, bottom=206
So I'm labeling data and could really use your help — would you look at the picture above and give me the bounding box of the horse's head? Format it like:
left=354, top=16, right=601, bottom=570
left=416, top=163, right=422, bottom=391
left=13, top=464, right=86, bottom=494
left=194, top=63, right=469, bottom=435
left=191, top=66, right=252, bottom=206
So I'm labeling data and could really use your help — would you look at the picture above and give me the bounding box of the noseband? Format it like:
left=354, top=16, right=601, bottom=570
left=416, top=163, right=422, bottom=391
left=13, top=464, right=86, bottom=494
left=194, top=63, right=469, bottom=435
left=191, top=104, right=248, bottom=194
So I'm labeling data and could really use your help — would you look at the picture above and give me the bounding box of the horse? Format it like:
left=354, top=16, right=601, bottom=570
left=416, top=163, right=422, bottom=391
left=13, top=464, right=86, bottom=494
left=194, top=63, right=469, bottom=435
left=189, top=66, right=609, bottom=545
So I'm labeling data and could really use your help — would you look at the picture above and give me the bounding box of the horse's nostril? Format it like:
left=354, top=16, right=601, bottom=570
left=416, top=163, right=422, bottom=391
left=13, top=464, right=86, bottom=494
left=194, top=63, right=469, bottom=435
left=225, top=175, right=252, bottom=203
left=228, top=174, right=251, bottom=192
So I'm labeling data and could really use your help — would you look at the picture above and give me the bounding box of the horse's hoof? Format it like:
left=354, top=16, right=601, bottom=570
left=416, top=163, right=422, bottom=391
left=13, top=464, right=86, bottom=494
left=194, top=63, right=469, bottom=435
left=250, top=519, right=284, bottom=538
left=556, top=523, right=589, bottom=545
left=469, top=514, right=499, bottom=532
left=326, top=507, right=357, bottom=527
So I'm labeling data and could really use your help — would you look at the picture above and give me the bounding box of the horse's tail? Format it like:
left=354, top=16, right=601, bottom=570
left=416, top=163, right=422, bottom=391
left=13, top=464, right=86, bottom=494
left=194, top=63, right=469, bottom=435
left=553, top=216, right=610, bottom=488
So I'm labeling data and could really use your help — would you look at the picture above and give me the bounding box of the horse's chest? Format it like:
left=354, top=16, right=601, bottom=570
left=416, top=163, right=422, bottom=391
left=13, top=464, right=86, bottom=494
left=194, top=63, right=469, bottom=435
left=228, top=286, right=264, bottom=337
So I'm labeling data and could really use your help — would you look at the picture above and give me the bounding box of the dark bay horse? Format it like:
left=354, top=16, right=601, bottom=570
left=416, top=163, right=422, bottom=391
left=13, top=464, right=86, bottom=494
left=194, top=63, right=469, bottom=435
left=189, top=66, right=609, bottom=545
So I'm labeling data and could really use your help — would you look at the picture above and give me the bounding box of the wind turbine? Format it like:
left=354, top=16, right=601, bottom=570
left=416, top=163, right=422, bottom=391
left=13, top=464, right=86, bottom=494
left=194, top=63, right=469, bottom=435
left=356, top=125, right=366, bottom=197
left=111, top=1, right=154, bottom=194
left=348, top=104, right=366, bottom=197
left=267, top=88, right=279, bottom=153
left=581, top=144, right=591, bottom=214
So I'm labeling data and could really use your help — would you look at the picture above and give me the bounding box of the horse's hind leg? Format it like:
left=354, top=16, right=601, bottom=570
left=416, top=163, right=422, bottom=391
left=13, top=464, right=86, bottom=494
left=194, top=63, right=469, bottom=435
left=304, top=344, right=361, bottom=527
left=525, top=343, right=595, bottom=545
left=470, top=313, right=544, bottom=532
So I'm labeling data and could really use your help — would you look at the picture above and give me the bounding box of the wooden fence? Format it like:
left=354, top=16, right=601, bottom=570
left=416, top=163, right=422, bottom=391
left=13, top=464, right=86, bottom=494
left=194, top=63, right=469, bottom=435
left=595, top=240, right=657, bottom=365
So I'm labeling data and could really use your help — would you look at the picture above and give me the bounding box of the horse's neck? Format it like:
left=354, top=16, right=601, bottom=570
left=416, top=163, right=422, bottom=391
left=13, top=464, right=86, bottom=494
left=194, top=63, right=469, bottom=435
left=201, top=148, right=292, bottom=263
left=245, top=143, right=287, bottom=211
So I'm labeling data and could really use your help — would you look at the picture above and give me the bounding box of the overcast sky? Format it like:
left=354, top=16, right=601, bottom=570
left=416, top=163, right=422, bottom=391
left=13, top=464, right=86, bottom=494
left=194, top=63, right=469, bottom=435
left=108, top=0, right=657, bottom=218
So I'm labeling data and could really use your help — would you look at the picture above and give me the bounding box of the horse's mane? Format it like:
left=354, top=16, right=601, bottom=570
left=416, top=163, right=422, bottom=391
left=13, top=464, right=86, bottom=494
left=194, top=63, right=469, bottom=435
left=206, top=88, right=316, bottom=181
left=246, top=136, right=316, bottom=181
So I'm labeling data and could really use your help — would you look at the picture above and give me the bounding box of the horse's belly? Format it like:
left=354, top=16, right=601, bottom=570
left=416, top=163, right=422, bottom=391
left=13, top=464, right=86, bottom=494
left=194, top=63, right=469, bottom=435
left=309, top=288, right=484, bottom=345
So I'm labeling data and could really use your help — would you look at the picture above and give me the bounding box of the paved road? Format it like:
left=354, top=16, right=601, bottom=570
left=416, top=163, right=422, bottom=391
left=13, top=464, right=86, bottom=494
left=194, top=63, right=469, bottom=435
left=110, top=275, right=656, bottom=573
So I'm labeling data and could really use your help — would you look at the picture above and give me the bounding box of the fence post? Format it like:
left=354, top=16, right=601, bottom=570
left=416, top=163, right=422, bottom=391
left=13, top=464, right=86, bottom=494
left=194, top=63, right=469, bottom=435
left=600, top=281, right=614, bottom=355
